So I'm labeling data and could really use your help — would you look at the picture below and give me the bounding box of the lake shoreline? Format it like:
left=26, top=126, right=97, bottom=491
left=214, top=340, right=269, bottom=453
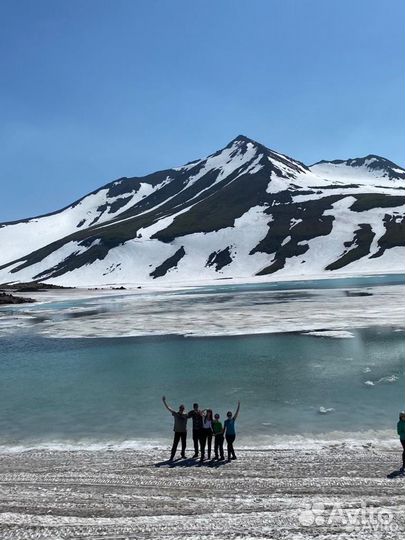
left=0, top=444, right=404, bottom=539
left=2, top=271, right=404, bottom=304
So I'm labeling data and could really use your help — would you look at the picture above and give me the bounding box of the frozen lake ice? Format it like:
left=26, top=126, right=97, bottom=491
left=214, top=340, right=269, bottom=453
left=0, top=275, right=404, bottom=450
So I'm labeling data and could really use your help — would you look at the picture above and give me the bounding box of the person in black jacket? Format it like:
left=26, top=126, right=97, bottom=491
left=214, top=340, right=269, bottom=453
left=200, top=409, right=214, bottom=462
left=187, top=403, right=203, bottom=458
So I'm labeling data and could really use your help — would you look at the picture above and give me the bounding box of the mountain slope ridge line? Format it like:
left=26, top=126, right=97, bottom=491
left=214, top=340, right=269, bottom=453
left=0, top=135, right=404, bottom=286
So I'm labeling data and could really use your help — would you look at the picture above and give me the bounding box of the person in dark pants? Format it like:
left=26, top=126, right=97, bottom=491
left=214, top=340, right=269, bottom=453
left=187, top=403, right=203, bottom=458
left=397, top=411, right=405, bottom=471
left=224, top=401, right=240, bottom=462
left=212, top=413, right=225, bottom=460
left=162, top=396, right=188, bottom=461
left=200, top=409, right=214, bottom=462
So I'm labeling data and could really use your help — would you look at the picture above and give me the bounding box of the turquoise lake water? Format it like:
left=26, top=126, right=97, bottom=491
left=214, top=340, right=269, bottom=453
left=0, top=325, right=404, bottom=449
left=176, top=273, right=405, bottom=295
left=0, top=274, right=404, bottom=449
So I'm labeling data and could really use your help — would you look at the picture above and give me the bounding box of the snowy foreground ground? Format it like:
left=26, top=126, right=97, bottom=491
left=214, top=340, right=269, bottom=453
left=0, top=444, right=404, bottom=539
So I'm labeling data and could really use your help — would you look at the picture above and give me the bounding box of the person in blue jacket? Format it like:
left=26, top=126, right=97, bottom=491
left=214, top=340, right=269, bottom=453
left=223, top=400, right=240, bottom=462
left=397, top=411, right=405, bottom=471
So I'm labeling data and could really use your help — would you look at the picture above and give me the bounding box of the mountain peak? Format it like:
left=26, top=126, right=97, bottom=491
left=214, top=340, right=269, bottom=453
left=224, top=135, right=309, bottom=173
left=233, top=134, right=255, bottom=143
left=311, top=154, right=405, bottom=180
left=0, top=135, right=404, bottom=285
left=226, top=134, right=260, bottom=147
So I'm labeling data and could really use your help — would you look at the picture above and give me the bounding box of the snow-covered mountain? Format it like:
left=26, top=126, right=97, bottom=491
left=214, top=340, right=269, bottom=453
left=0, top=135, right=404, bottom=286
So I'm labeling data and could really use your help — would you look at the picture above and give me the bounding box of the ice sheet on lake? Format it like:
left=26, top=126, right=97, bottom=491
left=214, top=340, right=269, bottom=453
left=303, top=330, right=355, bottom=339
left=364, top=374, right=399, bottom=386
left=0, top=284, right=404, bottom=339
left=318, top=406, right=335, bottom=414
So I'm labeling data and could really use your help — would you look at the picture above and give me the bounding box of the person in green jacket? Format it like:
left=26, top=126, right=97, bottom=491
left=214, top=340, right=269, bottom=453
left=397, top=411, right=405, bottom=471
left=212, top=413, right=225, bottom=460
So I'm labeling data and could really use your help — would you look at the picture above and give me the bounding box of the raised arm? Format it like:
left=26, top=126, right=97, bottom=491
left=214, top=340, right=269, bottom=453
left=233, top=400, right=241, bottom=420
left=162, top=396, right=175, bottom=414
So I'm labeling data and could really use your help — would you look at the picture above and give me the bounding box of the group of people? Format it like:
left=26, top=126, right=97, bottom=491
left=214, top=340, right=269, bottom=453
left=162, top=396, right=240, bottom=462
left=162, top=405, right=405, bottom=470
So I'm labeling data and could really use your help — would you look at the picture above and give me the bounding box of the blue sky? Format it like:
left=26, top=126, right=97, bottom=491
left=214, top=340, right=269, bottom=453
left=1, top=0, right=404, bottom=221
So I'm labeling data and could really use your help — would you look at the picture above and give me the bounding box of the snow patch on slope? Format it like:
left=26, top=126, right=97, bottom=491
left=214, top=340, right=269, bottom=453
left=310, top=161, right=404, bottom=187
left=186, top=141, right=259, bottom=189
left=271, top=199, right=405, bottom=277
left=0, top=181, right=163, bottom=267
left=21, top=206, right=271, bottom=287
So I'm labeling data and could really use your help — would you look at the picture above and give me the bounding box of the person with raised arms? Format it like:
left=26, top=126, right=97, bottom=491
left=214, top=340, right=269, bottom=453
left=162, top=396, right=188, bottom=461
left=223, top=401, right=240, bottom=462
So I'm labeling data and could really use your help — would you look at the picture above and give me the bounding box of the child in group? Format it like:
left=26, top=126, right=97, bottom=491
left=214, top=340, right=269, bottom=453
left=161, top=395, right=241, bottom=464
left=224, top=401, right=240, bottom=462
left=212, top=413, right=225, bottom=460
